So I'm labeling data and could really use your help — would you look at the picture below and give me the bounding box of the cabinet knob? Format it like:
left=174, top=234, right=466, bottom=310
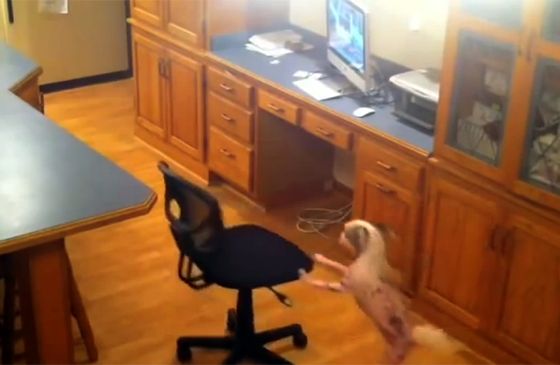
left=316, top=127, right=334, bottom=138
left=267, top=103, right=284, bottom=113
left=375, top=183, right=395, bottom=194
left=219, top=83, right=233, bottom=92
left=219, top=148, right=235, bottom=159
left=376, top=160, right=395, bottom=171
left=220, top=113, right=234, bottom=123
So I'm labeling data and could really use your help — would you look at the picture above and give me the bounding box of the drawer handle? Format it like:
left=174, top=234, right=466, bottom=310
left=219, top=148, right=235, bottom=159
left=316, top=127, right=334, bottom=138
left=267, top=103, right=284, bottom=113
left=375, top=183, right=395, bottom=194
left=219, top=83, right=233, bottom=92
left=376, top=160, right=396, bottom=172
left=221, top=113, right=234, bottom=123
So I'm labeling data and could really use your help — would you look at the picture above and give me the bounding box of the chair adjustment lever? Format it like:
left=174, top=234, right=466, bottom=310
left=268, top=287, right=293, bottom=307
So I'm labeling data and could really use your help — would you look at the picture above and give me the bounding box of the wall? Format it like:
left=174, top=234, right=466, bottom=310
left=3, top=0, right=128, bottom=84
left=0, top=0, right=7, bottom=41
left=290, top=0, right=449, bottom=69
left=290, top=0, right=449, bottom=187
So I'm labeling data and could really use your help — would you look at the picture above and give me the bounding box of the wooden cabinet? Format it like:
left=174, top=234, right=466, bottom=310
left=133, top=33, right=166, bottom=138
left=167, top=48, right=204, bottom=161
left=354, top=171, right=420, bottom=291
left=353, top=137, right=425, bottom=292
left=419, top=172, right=501, bottom=330
left=131, top=0, right=164, bottom=29
left=437, top=0, right=560, bottom=212
left=133, top=31, right=205, bottom=165
left=165, top=0, right=204, bottom=46
left=490, top=212, right=560, bottom=364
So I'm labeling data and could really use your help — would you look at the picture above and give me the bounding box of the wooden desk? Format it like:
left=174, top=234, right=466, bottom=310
left=0, top=43, right=157, bottom=364
left=203, top=29, right=433, bottom=291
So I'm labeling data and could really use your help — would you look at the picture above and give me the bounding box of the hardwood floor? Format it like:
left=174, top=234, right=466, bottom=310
left=43, top=80, right=484, bottom=364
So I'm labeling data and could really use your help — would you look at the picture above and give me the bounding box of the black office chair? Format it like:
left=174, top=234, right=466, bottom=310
left=158, top=161, right=313, bottom=365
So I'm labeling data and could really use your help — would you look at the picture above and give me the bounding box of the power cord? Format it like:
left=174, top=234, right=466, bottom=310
left=296, top=202, right=353, bottom=238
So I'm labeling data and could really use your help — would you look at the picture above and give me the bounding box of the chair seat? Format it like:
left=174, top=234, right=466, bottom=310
left=200, top=225, right=313, bottom=289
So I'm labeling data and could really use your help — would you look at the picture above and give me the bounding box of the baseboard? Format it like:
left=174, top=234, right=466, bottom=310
left=40, top=70, right=132, bottom=94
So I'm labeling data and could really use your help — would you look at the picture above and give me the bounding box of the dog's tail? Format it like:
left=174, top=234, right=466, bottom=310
left=412, top=324, right=464, bottom=354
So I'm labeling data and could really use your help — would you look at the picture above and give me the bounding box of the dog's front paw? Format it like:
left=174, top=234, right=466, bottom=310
left=313, top=253, right=326, bottom=262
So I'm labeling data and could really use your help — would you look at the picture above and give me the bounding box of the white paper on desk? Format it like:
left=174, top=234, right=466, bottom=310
left=38, top=0, right=68, bottom=14
left=245, top=43, right=292, bottom=58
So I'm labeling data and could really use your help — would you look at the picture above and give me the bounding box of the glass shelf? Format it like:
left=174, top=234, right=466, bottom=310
left=521, top=60, right=560, bottom=195
left=460, top=0, right=524, bottom=30
left=543, top=0, right=560, bottom=44
left=447, top=32, right=516, bottom=167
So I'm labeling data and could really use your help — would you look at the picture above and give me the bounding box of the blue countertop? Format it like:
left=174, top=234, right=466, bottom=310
left=210, top=28, right=434, bottom=154
left=0, top=43, right=155, bottom=251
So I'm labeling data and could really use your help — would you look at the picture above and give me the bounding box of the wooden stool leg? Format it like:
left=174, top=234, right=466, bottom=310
left=69, top=273, right=98, bottom=363
left=1, top=267, right=16, bottom=365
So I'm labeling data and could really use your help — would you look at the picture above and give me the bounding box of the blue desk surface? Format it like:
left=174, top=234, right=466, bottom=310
left=0, top=43, right=156, bottom=252
left=211, top=28, right=434, bottom=154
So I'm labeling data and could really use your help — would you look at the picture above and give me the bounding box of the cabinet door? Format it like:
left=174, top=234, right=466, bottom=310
left=166, top=0, right=205, bottom=47
left=166, top=49, right=204, bottom=161
left=436, top=29, right=519, bottom=182
left=133, top=33, right=166, bottom=139
left=419, top=175, right=501, bottom=330
left=353, top=171, right=420, bottom=292
left=491, top=213, right=560, bottom=363
left=505, top=0, right=560, bottom=211
left=131, top=0, right=164, bottom=28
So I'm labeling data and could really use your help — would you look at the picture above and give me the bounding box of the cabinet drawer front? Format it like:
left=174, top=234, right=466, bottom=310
left=209, top=127, right=253, bottom=191
left=208, top=92, right=253, bottom=144
left=258, top=89, right=300, bottom=125
left=301, top=112, right=353, bottom=150
left=207, top=67, right=253, bottom=107
left=358, top=137, right=423, bottom=191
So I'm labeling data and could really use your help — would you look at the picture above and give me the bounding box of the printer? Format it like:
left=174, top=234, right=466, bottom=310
left=389, top=68, right=440, bottom=130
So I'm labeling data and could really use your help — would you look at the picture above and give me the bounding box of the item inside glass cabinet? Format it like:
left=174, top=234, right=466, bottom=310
left=524, top=64, right=560, bottom=192
left=449, top=33, right=514, bottom=166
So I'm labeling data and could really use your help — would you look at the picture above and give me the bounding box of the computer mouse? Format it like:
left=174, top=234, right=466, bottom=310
left=353, top=107, right=376, bottom=118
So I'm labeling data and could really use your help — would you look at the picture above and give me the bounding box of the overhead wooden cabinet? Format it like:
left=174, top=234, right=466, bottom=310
left=131, top=0, right=165, bottom=29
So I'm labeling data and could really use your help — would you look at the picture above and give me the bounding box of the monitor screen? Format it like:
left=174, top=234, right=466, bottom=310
left=327, top=0, right=367, bottom=75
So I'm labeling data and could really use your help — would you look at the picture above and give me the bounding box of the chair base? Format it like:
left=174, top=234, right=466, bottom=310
left=176, top=289, right=308, bottom=364
left=177, top=323, right=306, bottom=365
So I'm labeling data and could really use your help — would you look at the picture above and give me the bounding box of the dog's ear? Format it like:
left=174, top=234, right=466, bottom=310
left=345, top=223, right=370, bottom=251
left=374, top=223, right=397, bottom=245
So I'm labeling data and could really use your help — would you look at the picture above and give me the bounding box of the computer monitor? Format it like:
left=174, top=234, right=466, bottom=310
left=327, top=0, right=373, bottom=93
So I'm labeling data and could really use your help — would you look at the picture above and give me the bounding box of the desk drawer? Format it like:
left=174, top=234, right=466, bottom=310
left=209, top=127, right=253, bottom=191
left=258, top=89, right=300, bottom=125
left=302, top=112, right=353, bottom=150
left=207, top=67, right=253, bottom=107
left=358, top=137, right=423, bottom=191
left=208, top=92, right=253, bottom=144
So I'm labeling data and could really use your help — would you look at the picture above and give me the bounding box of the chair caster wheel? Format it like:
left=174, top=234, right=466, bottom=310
left=176, top=345, right=192, bottom=363
left=293, top=332, right=308, bottom=349
left=226, top=308, right=237, bottom=333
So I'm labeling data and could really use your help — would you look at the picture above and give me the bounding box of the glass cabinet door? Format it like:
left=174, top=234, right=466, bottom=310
left=447, top=32, right=516, bottom=167
left=520, top=60, right=560, bottom=196
left=542, top=0, right=560, bottom=44
left=460, top=0, right=524, bottom=30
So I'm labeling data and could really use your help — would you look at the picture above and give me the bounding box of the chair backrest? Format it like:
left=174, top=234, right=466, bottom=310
left=158, top=161, right=224, bottom=288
